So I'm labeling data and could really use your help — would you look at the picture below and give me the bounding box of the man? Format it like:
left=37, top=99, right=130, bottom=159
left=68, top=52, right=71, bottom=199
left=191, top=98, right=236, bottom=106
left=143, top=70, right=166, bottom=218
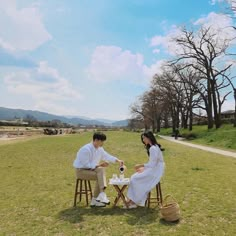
left=73, top=132, right=124, bottom=207
left=175, top=128, right=179, bottom=140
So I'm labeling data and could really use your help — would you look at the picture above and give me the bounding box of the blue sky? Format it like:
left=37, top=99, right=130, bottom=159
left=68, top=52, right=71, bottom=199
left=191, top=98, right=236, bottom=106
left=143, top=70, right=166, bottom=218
left=0, top=0, right=235, bottom=120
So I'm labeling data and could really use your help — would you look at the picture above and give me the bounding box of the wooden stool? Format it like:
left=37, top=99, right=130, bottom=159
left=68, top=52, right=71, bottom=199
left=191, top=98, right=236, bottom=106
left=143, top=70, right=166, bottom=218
left=73, top=179, right=93, bottom=206
left=145, top=182, right=163, bottom=208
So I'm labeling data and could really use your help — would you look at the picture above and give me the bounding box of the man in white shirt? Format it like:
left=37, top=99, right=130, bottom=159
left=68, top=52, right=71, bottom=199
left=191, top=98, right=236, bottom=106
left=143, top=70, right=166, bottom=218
left=73, top=132, right=124, bottom=207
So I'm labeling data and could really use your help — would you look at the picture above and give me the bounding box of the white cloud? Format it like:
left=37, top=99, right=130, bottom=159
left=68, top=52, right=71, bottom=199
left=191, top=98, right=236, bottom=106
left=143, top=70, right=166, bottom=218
left=3, top=62, right=82, bottom=115
left=222, top=99, right=235, bottom=111
left=143, top=60, right=167, bottom=79
left=194, top=12, right=233, bottom=31
left=150, top=12, right=236, bottom=57
left=86, top=45, right=164, bottom=85
left=86, top=45, right=144, bottom=83
left=150, top=26, right=184, bottom=56
left=152, top=49, right=160, bottom=54
left=210, top=0, right=225, bottom=5
left=0, top=0, right=51, bottom=51
left=150, top=35, right=166, bottom=47
left=194, top=12, right=236, bottom=51
left=0, top=38, right=15, bottom=51
left=210, top=0, right=234, bottom=6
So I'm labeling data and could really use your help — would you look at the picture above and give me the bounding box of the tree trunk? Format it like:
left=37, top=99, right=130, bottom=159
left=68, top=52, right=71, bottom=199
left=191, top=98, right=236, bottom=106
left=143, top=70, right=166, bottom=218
left=189, top=108, right=193, bottom=131
left=234, top=89, right=236, bottom=127
left=207, top=80, right=214, bottom=129
left=164, top=114, right=169, bottom=128
left=211, top=80, right=221, bottom=129
left=152, top=119, right=155, bottom=133
left=183, top=110, right=189, bottom=129
left=188, top=93, right=193, bottom=131
left=176, top=105, right=180, bottom=129
left=156, top=116, right=161, bottom=132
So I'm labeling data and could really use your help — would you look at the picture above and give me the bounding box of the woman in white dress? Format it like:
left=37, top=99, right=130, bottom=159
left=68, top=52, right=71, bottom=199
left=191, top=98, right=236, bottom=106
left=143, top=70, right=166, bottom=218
left=126, top=131, right=165, bottom=208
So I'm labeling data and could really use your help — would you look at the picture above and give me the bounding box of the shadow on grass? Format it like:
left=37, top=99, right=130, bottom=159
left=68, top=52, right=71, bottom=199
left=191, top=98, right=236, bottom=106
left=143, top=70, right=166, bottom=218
left=159, top=218, right=180, bottom=226
left=58, top=205, right=160, bottom=225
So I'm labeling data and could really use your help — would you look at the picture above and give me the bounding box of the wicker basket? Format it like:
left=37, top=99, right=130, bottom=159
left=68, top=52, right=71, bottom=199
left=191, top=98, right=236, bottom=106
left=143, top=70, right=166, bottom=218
left=160, top=195, right=180, bottom=222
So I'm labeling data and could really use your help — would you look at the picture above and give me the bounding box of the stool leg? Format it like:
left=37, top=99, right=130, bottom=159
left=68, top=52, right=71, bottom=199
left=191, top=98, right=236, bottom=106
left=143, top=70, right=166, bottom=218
left=156, top=184, right=160, bottom=203
left=146, top=192, right=151, bottom=208
left=145, top=193, right=148, bottom=207
left=88, top=180, right=93, bottom=199
left=73, top=179, right=94, bottom=207
left=158, top=183, right=163, bottom=205
left=74, top=179, right=79, bottom=207
left=85, top=180, right=89, bottom=206
left=79, top=180, right=83, bottom=202
left=149, top=192, right=151, bottom=208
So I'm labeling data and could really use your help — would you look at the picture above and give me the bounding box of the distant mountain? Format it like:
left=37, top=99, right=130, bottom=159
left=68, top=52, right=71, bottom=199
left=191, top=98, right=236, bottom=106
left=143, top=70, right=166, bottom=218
left=66, top=116, right=116, bottom=124
left=95, top=118, right=116, bottom=124
left=0, top=107, right=129, bottom=127
left=111, top=120, right=129, bottom=126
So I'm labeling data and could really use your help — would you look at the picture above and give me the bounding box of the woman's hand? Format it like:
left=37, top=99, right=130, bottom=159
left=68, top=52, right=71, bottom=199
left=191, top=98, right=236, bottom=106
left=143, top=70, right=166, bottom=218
left=134, top=164, right=143, bottom=170
left=136, top=167, right=144, bottom=173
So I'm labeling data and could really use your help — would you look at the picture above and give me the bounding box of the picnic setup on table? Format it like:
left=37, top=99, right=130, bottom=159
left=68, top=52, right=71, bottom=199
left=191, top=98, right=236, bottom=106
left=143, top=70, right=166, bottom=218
left=109, top=166, right=131, bottom=208
left=73, top=164, right=180, bottom=222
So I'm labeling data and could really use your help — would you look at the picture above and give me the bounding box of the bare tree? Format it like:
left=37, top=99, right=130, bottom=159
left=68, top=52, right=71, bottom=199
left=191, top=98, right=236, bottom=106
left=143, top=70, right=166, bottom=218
left=129, top=96, right=152, bottom=130
left=217, top=69, right=236, bottom=126
left=152, top=69, right=186, bottom=133
left=172, top=64, right=203, bottom=130
left=171, top=26, right=234, bottom=128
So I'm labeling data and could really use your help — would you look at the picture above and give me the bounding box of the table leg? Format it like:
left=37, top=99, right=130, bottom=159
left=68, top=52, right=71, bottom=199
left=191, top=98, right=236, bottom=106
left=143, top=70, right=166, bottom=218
left=113, top=185, right=129, bottom=208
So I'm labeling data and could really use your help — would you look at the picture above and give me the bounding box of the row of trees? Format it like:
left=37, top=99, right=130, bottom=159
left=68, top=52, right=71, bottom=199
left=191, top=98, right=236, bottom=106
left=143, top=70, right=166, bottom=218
left=129, top=3, right=236, bottom=132
left=23, top=115, right=73, bottom=128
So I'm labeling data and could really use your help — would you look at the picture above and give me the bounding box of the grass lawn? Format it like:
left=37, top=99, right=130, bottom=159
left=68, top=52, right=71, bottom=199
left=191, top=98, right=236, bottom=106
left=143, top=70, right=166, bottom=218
left=0, top=131, right=236, bottom=236
left=159, top=124, right=236, bottom=151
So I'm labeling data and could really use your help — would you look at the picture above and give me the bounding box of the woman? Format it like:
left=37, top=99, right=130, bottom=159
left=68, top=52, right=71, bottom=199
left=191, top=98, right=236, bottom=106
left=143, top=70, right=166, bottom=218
left=125, top=131, right=165, bottom=208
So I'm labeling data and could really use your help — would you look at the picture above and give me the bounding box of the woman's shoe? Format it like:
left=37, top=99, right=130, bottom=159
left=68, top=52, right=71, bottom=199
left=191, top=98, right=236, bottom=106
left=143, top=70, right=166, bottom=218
left=123, top=203, right=137, bottom=209
left=128, top=203, right=137, bottom=209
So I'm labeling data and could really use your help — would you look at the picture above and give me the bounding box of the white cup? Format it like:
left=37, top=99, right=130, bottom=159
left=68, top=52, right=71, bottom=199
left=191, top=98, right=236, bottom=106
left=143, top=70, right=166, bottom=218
left=119, top=174, right=124, bottom=180
left=112, top=174, right=118, bottom=180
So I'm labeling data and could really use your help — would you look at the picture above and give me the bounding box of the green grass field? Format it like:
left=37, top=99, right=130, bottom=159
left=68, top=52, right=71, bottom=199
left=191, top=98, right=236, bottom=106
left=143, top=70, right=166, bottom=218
left=159, top=124, right=236, bottom=151
left=1, top=131, right=236, bottom=235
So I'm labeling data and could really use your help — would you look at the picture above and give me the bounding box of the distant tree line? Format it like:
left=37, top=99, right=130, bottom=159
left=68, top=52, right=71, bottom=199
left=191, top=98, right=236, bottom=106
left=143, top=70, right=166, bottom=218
left=0, top=114, right=73, bottom=128
left=23, top=115, right=74, bottom=128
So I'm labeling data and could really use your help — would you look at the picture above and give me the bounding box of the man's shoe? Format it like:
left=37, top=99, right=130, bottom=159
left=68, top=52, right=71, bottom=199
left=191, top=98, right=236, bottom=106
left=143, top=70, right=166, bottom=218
left=90, top=197, right=97, bottom=207
left=94, top=201, right=106, bottom=207
left=90, top=197, right=106, bottom=207
left=96, top=192, right=110, bottom=205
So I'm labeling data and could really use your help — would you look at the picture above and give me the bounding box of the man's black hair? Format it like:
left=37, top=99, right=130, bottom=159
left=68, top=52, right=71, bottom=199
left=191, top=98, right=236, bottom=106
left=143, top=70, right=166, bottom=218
left=93, top=132, right=107, bottom=141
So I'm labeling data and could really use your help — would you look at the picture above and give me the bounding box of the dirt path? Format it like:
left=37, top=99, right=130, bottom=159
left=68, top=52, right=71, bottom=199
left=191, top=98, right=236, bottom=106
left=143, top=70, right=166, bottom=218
left=159, top=135, right=236, bottom=159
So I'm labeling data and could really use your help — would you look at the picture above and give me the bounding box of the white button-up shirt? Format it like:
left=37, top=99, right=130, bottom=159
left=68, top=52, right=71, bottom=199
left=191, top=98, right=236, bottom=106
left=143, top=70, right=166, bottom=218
left=73, top=142, right=118, bottom=169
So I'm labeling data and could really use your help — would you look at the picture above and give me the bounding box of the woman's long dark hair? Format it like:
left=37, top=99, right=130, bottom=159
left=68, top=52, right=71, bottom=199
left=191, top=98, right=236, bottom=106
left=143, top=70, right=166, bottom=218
left=141, top=131, right=164, bottom=155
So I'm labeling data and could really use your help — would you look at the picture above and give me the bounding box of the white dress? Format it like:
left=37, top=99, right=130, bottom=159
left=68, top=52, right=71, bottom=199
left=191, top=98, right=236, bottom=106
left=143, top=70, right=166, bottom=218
left=127, top=145, right=165, bottom=206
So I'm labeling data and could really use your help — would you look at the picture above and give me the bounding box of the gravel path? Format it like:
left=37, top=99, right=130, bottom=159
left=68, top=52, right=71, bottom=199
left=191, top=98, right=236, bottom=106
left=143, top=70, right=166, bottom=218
left=159, top=135, right=236, bottom=159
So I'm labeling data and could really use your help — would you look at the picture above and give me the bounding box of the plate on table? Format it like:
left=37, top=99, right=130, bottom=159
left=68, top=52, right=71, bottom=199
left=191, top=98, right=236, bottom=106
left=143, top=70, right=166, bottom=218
left=109, top=178, right=130, bottom=185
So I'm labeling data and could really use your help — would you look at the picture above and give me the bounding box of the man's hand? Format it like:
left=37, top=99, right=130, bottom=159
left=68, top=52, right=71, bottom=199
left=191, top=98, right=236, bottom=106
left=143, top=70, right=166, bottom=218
left=100, top=162, right=109, bottom=167
left=118, top=160, right=124, bottom=166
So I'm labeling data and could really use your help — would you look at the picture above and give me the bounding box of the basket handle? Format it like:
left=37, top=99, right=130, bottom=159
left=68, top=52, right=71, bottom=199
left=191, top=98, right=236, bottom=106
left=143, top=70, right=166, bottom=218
left=162, top=194, right=177, bottom=206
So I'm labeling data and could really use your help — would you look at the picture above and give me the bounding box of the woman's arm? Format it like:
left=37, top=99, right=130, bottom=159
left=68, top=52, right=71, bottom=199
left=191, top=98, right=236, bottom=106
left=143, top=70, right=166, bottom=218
left=144, top=146, right=159, bottom=168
